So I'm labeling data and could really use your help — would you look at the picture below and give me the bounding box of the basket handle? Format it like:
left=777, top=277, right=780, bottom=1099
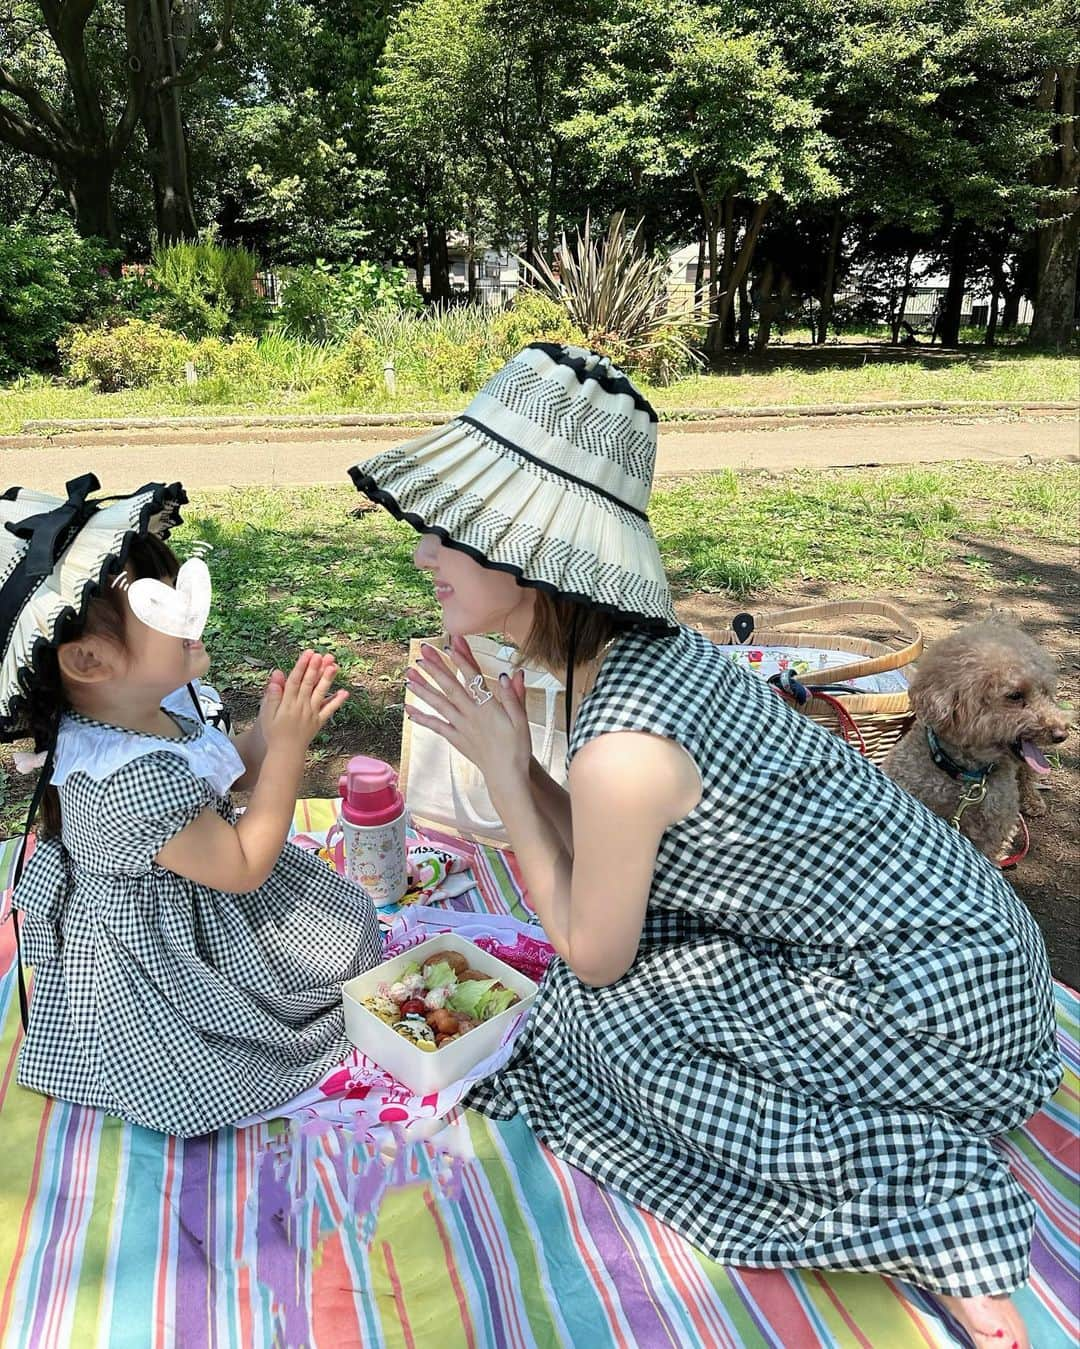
left=729, top=600, right=923, bottom=684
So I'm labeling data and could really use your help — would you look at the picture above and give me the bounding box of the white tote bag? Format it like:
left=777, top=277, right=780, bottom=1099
left=398, top=636, right=567, bottom=846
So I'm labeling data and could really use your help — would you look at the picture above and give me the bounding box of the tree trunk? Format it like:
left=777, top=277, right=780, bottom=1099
left=1031, top=209, right=1080, bottom=344
left=467, top=212, right=478, bottom=303
left=694, top=233, right=706, bottom=319
left=1000, top=283, right=1022, bottom=332
left=544, top=151, right=559, bottom=264
left=817, top=207, right=843, bottom=344
left=937, top=221, right=971, bottom=347
left=708, top=194, right=736, bottom=355
left=984, top=282, right=1000, bottom=347
left=755, top=267, right=793, bottom=354
left=1031, top=65, right=1080, bottom=347
left=140, top=0, right=199, bottom=241
left=889, top=250, right=915, bottom=344
left=703, top=208, right=720, bottom=357
left=412, top=236, right=427, bottom=301
left=753, top=261, right=775, bottom=354
left=425, top=220, right=451, bottom=303
left=141, top=94, right=198, bottom=241
left=737, top=275, right=752, bottom=351
left=716, top=199, right=769, bottom=344
left=64, top=162, right=118, bottom=243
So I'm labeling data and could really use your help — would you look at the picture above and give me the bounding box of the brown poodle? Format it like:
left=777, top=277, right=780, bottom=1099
left=881, top=621, right=1072, bottom=861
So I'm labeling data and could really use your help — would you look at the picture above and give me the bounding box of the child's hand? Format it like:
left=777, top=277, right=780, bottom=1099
left=259, top=650, right=349, bottom=755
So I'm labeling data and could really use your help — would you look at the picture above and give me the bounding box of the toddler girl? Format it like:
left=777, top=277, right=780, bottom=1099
left=2, top=477, right=381, bottom=1136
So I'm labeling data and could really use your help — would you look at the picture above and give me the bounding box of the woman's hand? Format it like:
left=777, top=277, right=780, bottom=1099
left=405, top=638, right=530, bottom=789
left=259, top=650, right=349, bottom=756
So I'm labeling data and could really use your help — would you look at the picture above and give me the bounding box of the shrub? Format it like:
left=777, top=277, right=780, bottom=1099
left=114, top=268, right=166, bottom=322
left=149, top=239, right=270, bottom=339
left=191, top=334, right=265, bottom=387
left=522, top=212, right=704, bottom=382
left=0, top=224, right=120, bottom=375
left=415, top=330, right=493, bottom=392
left=251, top=329, right=341, bottom=390
left=60, top=320, right=193, bottom=391
left=623, top=325, right=704, bottom=385
left=279, top=260, right=421, bottom=342
left=327, top=328, right=384, bottom=399
left=399, top=305, right=503, bottom=393
left=490, top=290, right=586, bottom=356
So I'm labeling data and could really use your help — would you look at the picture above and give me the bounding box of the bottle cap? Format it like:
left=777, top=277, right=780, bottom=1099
left=337, top=754, right=404, bottom=827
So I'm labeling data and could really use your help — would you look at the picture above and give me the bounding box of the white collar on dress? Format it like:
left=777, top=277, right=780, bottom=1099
left=52, top=681, right=244, bottom=797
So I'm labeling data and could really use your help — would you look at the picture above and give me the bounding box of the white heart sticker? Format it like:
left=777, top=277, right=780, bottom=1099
left=127, top=557, right=212, bottom=640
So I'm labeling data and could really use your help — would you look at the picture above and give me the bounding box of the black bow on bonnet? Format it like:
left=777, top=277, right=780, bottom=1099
left=4, top=473, right=102, bottom=577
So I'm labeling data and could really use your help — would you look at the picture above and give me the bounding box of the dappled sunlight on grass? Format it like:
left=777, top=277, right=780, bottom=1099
left=177, top=487, right=439, bottom=745
left=649, top=461, right=1078, bottom=596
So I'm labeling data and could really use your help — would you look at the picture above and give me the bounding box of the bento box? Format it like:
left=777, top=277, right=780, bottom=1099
left=342, top=932, right=538, bottom=1093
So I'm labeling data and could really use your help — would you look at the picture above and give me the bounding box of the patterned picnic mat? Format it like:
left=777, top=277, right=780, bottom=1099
left=0, top=799, right=1076, bottom=1348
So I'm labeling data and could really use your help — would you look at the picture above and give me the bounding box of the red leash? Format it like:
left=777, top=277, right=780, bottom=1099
left=771, top=681, right=868, bottom=756
left=999, top=813, right=1030, bottom=869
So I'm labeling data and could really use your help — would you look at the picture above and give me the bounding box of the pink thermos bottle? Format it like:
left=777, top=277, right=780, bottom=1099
left=334, top=755, right=408, bottom=907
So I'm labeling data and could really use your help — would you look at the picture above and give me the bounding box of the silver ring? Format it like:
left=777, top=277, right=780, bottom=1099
left=467, top=674, right=493, bottom=706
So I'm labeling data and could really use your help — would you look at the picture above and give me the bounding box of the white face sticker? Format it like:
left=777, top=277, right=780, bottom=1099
left=127, top=556, right=212, bottom=640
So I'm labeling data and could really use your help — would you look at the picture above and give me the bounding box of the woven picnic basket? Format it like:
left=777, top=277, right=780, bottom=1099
left=707, top=600, right=923, bottom=763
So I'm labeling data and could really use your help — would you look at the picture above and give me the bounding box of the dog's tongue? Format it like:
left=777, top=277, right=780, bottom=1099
left=1020, top=739, right=1051, bottom=774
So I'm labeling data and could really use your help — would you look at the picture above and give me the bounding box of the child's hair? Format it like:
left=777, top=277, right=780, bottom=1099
left=515, top=589, right=638, bottom=671
left=33, top=533, right=179, bottom=837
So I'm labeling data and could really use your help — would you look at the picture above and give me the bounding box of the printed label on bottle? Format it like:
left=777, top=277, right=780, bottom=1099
left=343, top=817, right=407, bottom=906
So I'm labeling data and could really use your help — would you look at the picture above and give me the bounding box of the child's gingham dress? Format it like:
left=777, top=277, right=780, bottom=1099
left=15, top=691, right=381, bottom=1136
left=466, top=626, right=1062, bottom=1297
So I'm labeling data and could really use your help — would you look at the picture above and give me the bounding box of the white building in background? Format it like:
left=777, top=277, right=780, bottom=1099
left=887, top=272, right=1033, bottom=330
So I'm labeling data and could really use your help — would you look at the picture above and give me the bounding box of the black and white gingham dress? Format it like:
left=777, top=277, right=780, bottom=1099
left=15, top=707, right=381, bottom=1137
left=466, top=626, right=1062, bottom=1297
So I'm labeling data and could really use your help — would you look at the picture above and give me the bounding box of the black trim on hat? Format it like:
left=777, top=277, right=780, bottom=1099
left=456, top=414, right=650, bottom=522
left=348, top=466, right=678, bottom=635
left=0, top=481, right=187, bottom=744
left=526, top=343, right=659, bottom=423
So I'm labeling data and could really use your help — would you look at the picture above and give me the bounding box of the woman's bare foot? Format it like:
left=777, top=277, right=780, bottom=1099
left=936, top=1293, right=1029, bottom=1348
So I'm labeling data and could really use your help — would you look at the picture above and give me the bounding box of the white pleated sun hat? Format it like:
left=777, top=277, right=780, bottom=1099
left=349, top=343, right=678, bottom=632
left=0, top=474, right=187, bottom=743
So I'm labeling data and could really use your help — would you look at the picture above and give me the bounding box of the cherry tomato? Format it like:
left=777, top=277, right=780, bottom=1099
left=400, top=998, right=427, bottom=1016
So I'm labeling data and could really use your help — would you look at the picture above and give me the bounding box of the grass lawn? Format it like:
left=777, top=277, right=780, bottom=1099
left=1, top=347, right=1075, bottom=435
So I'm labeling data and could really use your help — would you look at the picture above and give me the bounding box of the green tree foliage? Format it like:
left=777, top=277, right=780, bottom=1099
left=564, top=0, right=841, bottom=352
left=0, top=222, right=119, bottom=374
left=0, top=0, right=1074, bottom=352
left=0, top=0, right=236, bottom=244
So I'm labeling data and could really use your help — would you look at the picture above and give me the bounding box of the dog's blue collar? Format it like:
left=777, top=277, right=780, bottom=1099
left=925, top=727, right=995, bottom=784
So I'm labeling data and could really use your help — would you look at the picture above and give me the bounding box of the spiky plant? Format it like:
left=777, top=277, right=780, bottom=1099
left=519, top=213, right=705, bottom=380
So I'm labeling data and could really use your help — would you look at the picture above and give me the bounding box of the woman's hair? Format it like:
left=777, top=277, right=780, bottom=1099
left=34, top=532, right=179, bottom=836
left=514, top=589, right=636, bottom=671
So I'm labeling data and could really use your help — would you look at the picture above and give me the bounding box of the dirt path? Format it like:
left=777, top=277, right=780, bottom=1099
left=0, top=411, right=1075, bottom=492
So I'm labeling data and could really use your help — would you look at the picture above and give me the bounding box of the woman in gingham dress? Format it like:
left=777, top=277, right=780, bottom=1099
left=1, top=479, right=381, bottom=1136
left=352, top=344, right=1062, bottom=1347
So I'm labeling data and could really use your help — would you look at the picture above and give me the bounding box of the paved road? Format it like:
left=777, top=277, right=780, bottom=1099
left=0, top=412, right=1075, bottom=492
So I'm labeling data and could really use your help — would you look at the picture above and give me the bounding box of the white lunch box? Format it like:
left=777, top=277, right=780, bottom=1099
left=341, top=931, right=539, bottom=1094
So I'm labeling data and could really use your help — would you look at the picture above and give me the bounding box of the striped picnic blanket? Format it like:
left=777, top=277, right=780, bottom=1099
left=1, top=800, right=1077, bottom=1348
